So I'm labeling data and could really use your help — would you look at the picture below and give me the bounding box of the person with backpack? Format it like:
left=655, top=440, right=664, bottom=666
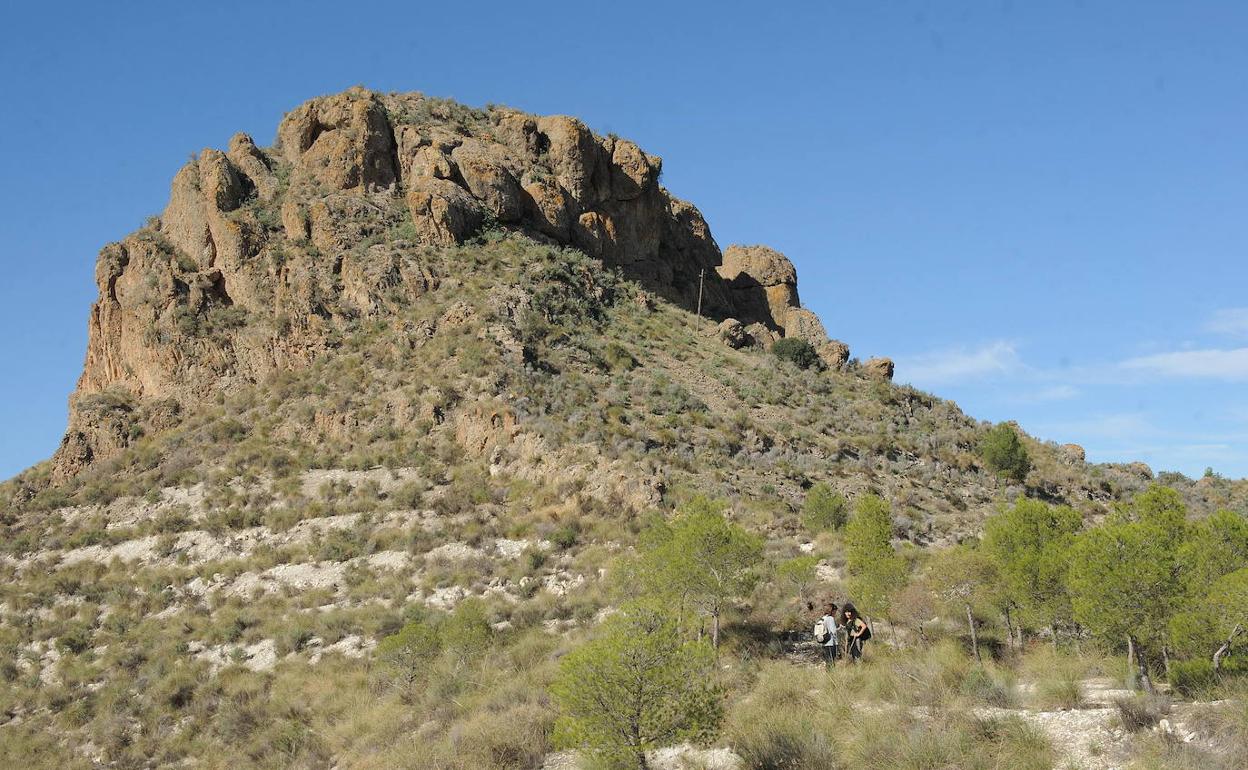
left=841, top=602, right=871, bottom=662
left=814, top=602, right=841, bottom=666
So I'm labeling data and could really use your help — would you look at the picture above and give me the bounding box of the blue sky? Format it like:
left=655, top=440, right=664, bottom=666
left=1, top=1, right=1246, bottom=479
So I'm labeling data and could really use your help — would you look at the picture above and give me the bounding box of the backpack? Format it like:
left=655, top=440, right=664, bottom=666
left=856, top=619, right=872, bottom=642
left=813, top=618, right=830, bottom=644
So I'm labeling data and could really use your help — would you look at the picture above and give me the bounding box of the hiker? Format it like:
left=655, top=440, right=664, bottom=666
left=842, top=602, right=871, bottom=662
left=814, top=602, right=841, bottom=665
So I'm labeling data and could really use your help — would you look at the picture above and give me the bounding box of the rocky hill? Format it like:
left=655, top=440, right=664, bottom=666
left=1, top=88, right=1246, bottom=767
left=51, top=87, right=846, bottom=482
left=10, top=87, right=1241, bottom=521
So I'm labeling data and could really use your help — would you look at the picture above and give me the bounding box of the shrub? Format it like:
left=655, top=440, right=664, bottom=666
left=549, top=523, right=579, bottom=551
left=453, top=702, right=554, bottom=769
left=603, top=342, right=638, bottom=371
left=801, top=483, right=847, bottom=532
left=376, top=614, right=441, bottom=688
left=1170, top=658, right=1216, bottom=697
left=1114, top=693, right=1171, bottom=732
left=725, top=662, right=842, bottom=770
left=57, top=624, right=95, bottom=655
left=979, top=424, right=1031, bottom=482
left=1033, top=674, right=1083, bottom=710
left=551, top=604, right=722, bottom=769
left=771, top=338, right=821, bottom=370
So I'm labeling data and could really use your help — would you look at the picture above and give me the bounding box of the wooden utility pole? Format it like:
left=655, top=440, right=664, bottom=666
left=696, top=268, right=705, bottom=319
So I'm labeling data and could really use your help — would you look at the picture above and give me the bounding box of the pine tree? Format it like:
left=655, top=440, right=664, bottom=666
left=551, top=604, right=722, bottom=769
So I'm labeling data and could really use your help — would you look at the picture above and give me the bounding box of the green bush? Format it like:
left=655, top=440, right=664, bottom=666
left=1170, top=658, right=1216, bottom=697
left=801, top=483, right=847, bottom=532
left=551, top=604, right=722, bottom=768
left=603, top=342, right=638, bottom=371
left=979, top=424, right=1031, bottom=482
left=771, top=338, right=821, bottom=370
left=549, top=523, right=579, bottom=551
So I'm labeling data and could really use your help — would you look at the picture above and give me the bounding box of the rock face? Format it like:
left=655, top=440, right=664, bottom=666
left=52, top=87, right=860, bottom=479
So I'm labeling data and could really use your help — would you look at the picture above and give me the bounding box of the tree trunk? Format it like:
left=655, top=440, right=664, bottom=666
left=1126, top=635, right=1138, bottom=690
left=1003, top=607, right=1016, bottom=652
left=1015, top=621, right=1024, bottom=650
left=1213, top=624, right=1244, bottom=673
left=1127, top=636, right=1153, bottom=693
left=711, top=611, right=720, bottom=650
left=1162, top=645, right=1171, bottom=677
left=966, top=604, right=981, bottom=662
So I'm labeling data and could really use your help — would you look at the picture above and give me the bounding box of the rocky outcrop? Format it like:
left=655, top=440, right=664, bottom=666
left=864, top=357, right=895, bottom=380
left=716, top=318, right=748, bottom=349
left=1060, top=444, right=1086, bottom=465
left=276, top=89, right=398, bottom=191
left=784, top=308, right=850, bottom=370
left=716, top=245, right=798, bottom=331
left=52, top=87, right=864, bottom=479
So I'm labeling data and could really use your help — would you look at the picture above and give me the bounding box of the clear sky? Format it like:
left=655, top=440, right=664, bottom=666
left=1, top=1, right=1246, bottom=480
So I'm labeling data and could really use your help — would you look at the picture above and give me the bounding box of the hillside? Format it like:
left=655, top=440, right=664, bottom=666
left=1, top=88, right=1245, bottom=768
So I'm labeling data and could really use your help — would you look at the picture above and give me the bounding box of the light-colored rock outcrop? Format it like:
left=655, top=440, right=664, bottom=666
left=864, top=357, right=895, bottom=380
left=52, top=87, right=862, bottom=479
left=717, top=318, right=748, bottom=349
left=785, top=307, right=850, bottom=369
left=717, top=244, right=799, bottom=331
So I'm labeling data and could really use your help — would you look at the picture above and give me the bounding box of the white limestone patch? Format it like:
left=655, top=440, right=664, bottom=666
left=300, top=467, right=425, bottom=499
left=541, top=571, right=586, bottom=597
left=425, top=585, right=466, bottom=611
left=425, top=542, right=485, bottom=564
left=184, top=549, right=415, bottom=599
left=190, top=638, right=279, bottom=673
left=493, top=538, right=533, bottom=559
left=60, top=535, right=161, bottom=567
left=815, top=560, right=842, bottom=584
left=307, top=634, right=376, bottom=664
left=51, top=510, right=430, bottom=573
left=543, top=745, right=742, bottom=770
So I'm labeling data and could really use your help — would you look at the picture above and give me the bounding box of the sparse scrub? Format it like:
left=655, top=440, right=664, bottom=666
left=1114, top=693, right=1171, bottom=732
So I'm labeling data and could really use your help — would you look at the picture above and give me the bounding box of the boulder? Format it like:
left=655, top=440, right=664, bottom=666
left=521, top=177, right=573, bottom=239
left=161, top=149, right=253, bottom=271
left=1060, top=443, right=1086, bottom=464
left=744, top=322, right=779, bottom=348
left=451, top=140, right=524, bottom=222
left=716, top=244, right=799, bottom=330
left=276, top=87, right=398, bottom=191
left=281, top=201, right=309, bottom=242
left=405, top=178, right=484, bottom=246
left=819, top=340, right=851, bottom=370
left=609, top=138, right=659, bottom=200
left=864, top=357, right=895, bottom=380
left=784, top=307, right=850, bottom=370
left=716, top=318, right=748, bottom=349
